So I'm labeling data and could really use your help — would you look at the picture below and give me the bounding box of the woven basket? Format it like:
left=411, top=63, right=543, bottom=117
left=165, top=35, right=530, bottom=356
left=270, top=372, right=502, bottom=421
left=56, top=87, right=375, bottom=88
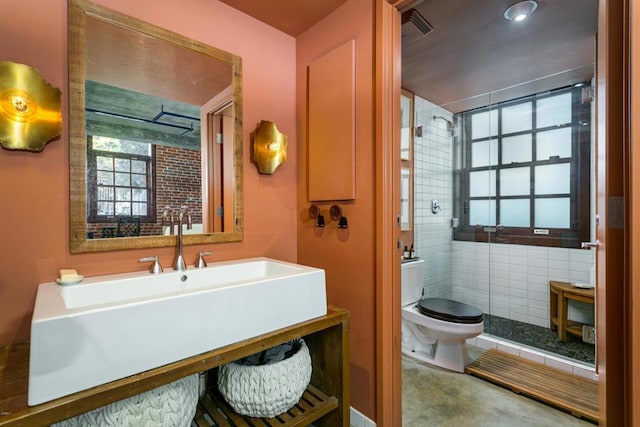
left=52, top=374, right=198, bottom=427
left=217, top=339, right=312, bottom=418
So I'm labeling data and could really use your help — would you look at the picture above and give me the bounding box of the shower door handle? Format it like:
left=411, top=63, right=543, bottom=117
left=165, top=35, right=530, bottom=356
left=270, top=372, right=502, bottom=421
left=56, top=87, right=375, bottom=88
left=580, top=240, right=600, bottom=250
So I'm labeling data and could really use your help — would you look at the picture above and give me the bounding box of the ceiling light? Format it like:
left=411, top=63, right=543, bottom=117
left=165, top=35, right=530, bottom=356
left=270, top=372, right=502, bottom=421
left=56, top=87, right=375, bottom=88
left=504, top=1, right=538, bottom=22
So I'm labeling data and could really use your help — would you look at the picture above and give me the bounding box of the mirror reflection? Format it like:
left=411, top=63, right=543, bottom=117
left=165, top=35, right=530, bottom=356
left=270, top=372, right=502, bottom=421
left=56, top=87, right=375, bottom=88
left=69, top=0, right=243, bottom=253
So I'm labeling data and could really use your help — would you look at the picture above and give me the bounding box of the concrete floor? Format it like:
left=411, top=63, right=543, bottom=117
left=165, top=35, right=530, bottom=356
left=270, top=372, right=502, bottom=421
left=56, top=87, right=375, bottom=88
left=402, top=351, right=594, bottom=426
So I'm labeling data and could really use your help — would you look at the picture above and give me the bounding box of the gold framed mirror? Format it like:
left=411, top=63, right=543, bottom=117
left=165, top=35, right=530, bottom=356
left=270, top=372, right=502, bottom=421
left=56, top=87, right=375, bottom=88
left=69, top=0, right=243, bottom=253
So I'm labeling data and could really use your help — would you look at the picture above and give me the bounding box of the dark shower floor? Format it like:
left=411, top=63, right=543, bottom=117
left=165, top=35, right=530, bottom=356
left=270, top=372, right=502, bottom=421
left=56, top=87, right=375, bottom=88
left=482, top=314, right=595, bottom=365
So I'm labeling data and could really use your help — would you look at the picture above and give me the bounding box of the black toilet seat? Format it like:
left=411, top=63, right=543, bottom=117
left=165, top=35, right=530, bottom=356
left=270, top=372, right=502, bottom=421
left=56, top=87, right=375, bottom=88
left=416, top=298, right=483, bottom=324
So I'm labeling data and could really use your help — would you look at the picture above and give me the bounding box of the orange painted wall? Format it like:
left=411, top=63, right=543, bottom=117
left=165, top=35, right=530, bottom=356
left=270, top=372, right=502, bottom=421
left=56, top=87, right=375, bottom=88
left=0, top=0, right=298, bottom=346
left=296, top=0, right=377, bottom=419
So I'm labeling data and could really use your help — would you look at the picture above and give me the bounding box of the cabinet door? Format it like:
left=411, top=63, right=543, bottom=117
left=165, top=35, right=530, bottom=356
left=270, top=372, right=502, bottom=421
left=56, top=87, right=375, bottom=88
left=308, top=40, right=356, bottom=201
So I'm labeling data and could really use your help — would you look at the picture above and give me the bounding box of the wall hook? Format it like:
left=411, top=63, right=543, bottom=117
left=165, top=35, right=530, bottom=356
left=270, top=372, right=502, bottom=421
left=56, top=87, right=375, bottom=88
left=330, top=205, right=349, bottom=229
left=309, top=204, right=320, bottom=219
left=329, top=205, right=342, bottom=221
left=308, top=204, right=325, bottom=227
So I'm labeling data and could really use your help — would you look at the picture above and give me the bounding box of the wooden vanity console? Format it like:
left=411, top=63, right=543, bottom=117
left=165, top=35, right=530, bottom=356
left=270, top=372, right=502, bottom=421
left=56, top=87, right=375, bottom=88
left=0, top=306, right=350, bottom=427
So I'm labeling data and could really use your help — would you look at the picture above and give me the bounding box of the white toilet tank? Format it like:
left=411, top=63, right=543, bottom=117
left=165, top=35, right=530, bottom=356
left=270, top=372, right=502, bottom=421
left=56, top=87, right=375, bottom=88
left=401, top=258, right=425, bottom=306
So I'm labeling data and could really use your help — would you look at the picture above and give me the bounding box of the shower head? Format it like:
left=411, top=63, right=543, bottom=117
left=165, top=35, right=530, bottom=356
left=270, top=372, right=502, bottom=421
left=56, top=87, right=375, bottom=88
left=433, top=115, right=454, bottom=131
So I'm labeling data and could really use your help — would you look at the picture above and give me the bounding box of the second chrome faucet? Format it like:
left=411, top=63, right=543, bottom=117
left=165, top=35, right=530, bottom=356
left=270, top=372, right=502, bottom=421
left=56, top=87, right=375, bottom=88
left=163, top=205, right=192, bottom=271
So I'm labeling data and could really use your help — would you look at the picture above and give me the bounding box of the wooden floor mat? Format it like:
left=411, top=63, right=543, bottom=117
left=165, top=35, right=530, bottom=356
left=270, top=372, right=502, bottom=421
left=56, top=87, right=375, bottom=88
left=465, top=349, right=598, bottom=423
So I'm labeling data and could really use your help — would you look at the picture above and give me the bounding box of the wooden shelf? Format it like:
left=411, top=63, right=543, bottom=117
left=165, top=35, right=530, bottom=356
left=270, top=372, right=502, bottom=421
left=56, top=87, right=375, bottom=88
left=0, top=306, right=349, bottom=427
left=194, top=384, right=338, bottom=427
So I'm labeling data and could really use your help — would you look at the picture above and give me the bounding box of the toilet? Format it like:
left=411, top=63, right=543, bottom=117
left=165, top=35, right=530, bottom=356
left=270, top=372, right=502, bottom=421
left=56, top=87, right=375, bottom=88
left=401, top=258, right=484, bottom=372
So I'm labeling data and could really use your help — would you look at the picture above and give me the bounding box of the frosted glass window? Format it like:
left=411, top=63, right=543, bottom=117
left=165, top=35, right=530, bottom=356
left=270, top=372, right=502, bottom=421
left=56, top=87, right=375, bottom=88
left=132, top=202, right=147, bottom=216
left=537, top=93, right=572, bottom=128
left=472, top=139, right=498, bottom=167
left=469, top=200, right=496, bottom=226
left=535, top=198, right=570, bottom=228
left=502, top=134, right=532, bottom=164
left=500, top=199, right=530, bottom=227
left=535, top=163, right=570, bottom=194
left=471, top=109, right=498, bottom=140
left=536, top=128, right=572, bottom=160
left=98, top=202, right=114, bottom=216
left=502, top=102, right=532, bottom=134
left=469, top=170, right=496, bottom=197
left=500, top=167, right=530, bottom=196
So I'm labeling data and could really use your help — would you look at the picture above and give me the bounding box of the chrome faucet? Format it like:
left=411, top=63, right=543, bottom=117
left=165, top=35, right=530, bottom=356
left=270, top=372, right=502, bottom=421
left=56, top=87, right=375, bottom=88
left=174, top=206, right=192, bottom=270
left=162, top=206, right=174, bottom=234
left=162, top=205, right=192, bottom=270
left=139, top=256, right=163, bottom=274
left=196, top=251, right=212, bottom=268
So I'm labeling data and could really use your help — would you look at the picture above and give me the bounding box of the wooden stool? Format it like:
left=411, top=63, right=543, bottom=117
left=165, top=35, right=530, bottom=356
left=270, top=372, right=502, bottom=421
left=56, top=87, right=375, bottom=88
left=549, top=281, right=595, bottom=342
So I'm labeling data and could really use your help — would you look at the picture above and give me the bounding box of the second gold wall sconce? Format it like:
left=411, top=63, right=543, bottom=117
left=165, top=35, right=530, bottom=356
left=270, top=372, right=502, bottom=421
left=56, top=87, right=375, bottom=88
left=0, top=61, right=62, bottom=151
left=251, top=120, right=287, bottom=174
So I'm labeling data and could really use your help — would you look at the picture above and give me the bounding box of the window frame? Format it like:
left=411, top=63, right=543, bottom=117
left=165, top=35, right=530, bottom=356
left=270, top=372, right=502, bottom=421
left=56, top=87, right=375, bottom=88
left=86, top=136, right=157, bottom=223
left=453, top=85, right=591, bottom=248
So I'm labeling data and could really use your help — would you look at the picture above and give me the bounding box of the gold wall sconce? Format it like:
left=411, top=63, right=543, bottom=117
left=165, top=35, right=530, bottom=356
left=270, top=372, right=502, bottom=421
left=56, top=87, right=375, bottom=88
left=0, top=61, right=62, bottom=151
left=251, top=120, right=287, bottom=174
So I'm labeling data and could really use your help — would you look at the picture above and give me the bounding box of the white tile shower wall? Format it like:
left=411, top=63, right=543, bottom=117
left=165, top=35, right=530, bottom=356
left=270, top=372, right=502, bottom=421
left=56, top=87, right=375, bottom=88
left=452, top=242, right=596, bottom=327
left=413, top=96, right=454, bottom=299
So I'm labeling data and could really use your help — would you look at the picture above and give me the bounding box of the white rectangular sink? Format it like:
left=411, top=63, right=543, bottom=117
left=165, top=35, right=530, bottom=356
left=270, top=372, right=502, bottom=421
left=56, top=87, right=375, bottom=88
left=28, top=257, right=327, bottom=405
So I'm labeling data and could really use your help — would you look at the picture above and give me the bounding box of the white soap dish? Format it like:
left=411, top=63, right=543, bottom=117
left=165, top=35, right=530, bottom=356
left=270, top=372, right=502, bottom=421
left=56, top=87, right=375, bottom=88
left=573, top=282, right=595, bottom=289
left=56, top=275, right=84, bottom=286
